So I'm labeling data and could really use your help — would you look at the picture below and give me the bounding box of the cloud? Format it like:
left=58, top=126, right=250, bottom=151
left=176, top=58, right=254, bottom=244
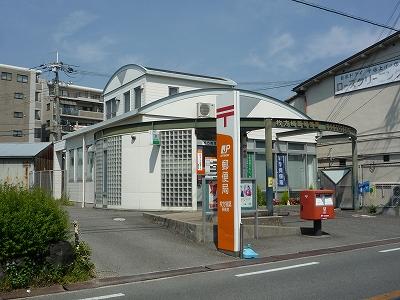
left=244, top=26, right=378, bottom=71
left=73, top=36, right=115, bottom=63
left=304, top=26, right=377, bottom=62
left=53, top=10, right=98, bottom=43
left=243, top=53, right=266, bottom=68
left=268, top=33, right=295, bottom=55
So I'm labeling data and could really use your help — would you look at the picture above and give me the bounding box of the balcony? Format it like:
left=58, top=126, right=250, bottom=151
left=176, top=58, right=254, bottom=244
left=60, top=107, right=103, bottom=120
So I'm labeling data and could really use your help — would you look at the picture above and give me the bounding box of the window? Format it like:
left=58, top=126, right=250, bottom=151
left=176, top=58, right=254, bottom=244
left=383, top=155, right=390, bottom=162
left=255, top=141, right=265, bottom=149
left=339, top=159, right=346, bottom=167
left=35, top=110, right=41, bottom=120
left=14, top=92, right=24, bottom=99
left=46, top=120, right=50, bottom=127
left=68, top=149, right=75, bottom=182
left=287, top=154, right=306, bottom=189
left=35, top=92, right=40, bottom=101
left=169, top=86, right=179, bottom=96
left=86, top=150, right=94, bottom=181
left=124, top=91, right=130, bottom=113
left=61, top=90, right=68, bottom=97
left=46, top=103, right=51, bottom=111
left=34, top=128, right=41, bottom=139
left=78, top=91, right=88, bottom=98
left=12, top=130, right=23, bottom=137
left=17, top=74, right=28, bottom=83
left=14, top=112, right=23, bottom=118
left=288, top=143, right=305, bottom=151
left=106, top=98, right=118, bottom=119
left=76, top=147, right=83, bottom=181
left=1, top=72, right=12, bottom=81
left=134, top=86, right=142, bottom=109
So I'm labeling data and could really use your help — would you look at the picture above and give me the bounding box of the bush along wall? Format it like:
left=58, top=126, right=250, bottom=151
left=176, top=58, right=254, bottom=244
left=0, top=184, right=95, bottom=291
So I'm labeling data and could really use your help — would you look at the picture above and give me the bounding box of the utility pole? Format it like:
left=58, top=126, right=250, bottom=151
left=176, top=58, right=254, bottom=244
left=34, top=53, right=78, bottom=141
left=54, top=52, right=61, bottom=141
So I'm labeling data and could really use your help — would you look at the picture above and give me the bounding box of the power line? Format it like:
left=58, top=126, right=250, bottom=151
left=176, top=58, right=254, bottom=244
left=338, top=88, right=385, bottom=122
left=327, top=2, right=400, bottom=122
left=290, top=0, right=400, bottom=31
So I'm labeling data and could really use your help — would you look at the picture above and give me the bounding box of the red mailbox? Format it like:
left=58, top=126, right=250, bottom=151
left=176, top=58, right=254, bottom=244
left=300, top=190, right=335, bottom=220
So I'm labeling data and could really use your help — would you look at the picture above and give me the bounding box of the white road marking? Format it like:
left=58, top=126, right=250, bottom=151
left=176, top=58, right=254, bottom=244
left=379, top=247, right=400, bottom=253
left=235, top=262, right=320, bottom=277
left=78, top=293, right=125, bottom=300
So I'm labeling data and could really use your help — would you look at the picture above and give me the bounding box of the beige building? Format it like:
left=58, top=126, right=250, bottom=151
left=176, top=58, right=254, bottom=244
left=0, top=64, right=44, bottom=143
left=43, top=82, right=103, bottom=142
left=0, top=63, right=103, bottom=143
left=288, top=32, right=400, bottom=207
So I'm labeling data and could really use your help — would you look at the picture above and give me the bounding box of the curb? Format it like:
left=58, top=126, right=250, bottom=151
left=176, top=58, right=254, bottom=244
left=2, top=236, right=400, bottom=299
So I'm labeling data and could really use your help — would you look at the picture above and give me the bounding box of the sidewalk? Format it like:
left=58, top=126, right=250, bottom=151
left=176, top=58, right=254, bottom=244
left=66, top=205, right=400, bottom=279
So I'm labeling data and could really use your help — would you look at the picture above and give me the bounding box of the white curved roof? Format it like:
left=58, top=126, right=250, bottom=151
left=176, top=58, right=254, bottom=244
left=63, top=88, right=310, bottom=140
left=103, top=64, right=237, bottom=94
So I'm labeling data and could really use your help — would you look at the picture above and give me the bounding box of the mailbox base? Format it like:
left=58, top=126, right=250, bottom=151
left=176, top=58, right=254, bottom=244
left=313, top=220, right=322, bottom=236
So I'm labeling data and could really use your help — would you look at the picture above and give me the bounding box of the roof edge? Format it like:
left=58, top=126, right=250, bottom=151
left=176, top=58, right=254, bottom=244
left=293, top=31, right=400, bottom=92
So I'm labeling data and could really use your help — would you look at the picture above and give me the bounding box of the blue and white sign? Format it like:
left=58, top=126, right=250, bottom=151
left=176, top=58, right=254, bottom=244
left=335, top=58, right=400, bottom=95
left=276, top=154, right=287, bottom=187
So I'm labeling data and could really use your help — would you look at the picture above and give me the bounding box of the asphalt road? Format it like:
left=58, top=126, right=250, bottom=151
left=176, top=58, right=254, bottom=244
left=29, top=242, right=400, bottom=300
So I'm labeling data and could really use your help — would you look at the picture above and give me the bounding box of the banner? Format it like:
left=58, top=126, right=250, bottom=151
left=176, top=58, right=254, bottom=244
left=277, top=154, right=286, bottom=187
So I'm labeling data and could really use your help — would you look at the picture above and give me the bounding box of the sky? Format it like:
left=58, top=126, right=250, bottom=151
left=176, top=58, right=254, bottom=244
left=1, top=0, right=399, bottom=99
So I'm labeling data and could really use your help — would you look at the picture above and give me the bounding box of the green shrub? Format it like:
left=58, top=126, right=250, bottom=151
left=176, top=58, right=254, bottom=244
left=63, top=242, right=95, bottom=283
left=256, top=185, right=266, bottom=207
left=280, top=191, right=289, bottom=205
left=367, top=204, right=377, bottom=214
left=0, top=184, right=70, bottom=264
left=0, top=184, right=95, bottom=291
left=55, top=192, right=74, bottom=206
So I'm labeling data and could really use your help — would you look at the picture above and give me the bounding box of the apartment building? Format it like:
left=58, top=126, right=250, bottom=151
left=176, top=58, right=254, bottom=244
left=0, top=63, right=103, bottom=143
left=0, top=64, right=44, bottom=143
left=43, top=82, right=103, bottom=141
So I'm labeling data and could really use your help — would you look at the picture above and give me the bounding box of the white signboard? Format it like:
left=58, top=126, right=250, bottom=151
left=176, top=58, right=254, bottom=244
left=334, top=59, right=400, bottom=95
left=315, top=195, right=334, bottom=206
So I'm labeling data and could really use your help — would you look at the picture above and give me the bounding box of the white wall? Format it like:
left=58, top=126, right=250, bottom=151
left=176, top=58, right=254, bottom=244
left=120, top=132, right=162, bottom=210
left=64, top=132, right=95, bottom=204
left=145, top=76, right=229, bottom=103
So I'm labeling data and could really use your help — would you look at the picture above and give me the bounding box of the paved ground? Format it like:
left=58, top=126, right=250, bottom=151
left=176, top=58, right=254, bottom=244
left=66, top=205, right=400, bottom=279
left=66, top=205, right=232, bottom=278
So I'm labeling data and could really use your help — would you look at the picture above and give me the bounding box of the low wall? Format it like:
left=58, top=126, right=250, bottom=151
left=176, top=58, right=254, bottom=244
left=143, top=213, right=300, bottom=243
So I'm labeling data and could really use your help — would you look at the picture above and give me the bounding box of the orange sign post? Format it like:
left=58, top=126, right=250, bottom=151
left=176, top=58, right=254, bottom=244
left=216, top=91, right=241, bottom=256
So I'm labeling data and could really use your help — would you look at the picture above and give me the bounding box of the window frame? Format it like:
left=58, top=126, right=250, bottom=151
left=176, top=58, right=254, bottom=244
left=14, top=92, right=24, bottom=100
left=134, top=86, right=142, bottom=109
left=1, top=72, right=12, bottom=81
left=12, top=130, right=23, bottom=137
left=68, top=149, right=75, bottom=182
left=14, top=111, right=23, bottom=118
left=168, top=86, right=179, bottom=96
left=124, top=91, right=131, bottom=113
left=17, top=74, right=28, bottom=83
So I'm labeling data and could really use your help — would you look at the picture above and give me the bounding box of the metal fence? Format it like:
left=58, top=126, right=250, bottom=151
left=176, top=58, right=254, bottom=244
left=29, top=170, right=65, bottom=198
left=363, top=183, right=400, bottom=207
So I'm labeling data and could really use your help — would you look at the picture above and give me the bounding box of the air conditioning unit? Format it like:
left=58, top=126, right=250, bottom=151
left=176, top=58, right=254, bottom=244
left=197, top=103, right=215, bottom=118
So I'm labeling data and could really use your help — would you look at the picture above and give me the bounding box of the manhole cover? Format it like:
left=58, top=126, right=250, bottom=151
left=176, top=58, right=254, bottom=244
left=113, top=218, right=126, bottom=222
